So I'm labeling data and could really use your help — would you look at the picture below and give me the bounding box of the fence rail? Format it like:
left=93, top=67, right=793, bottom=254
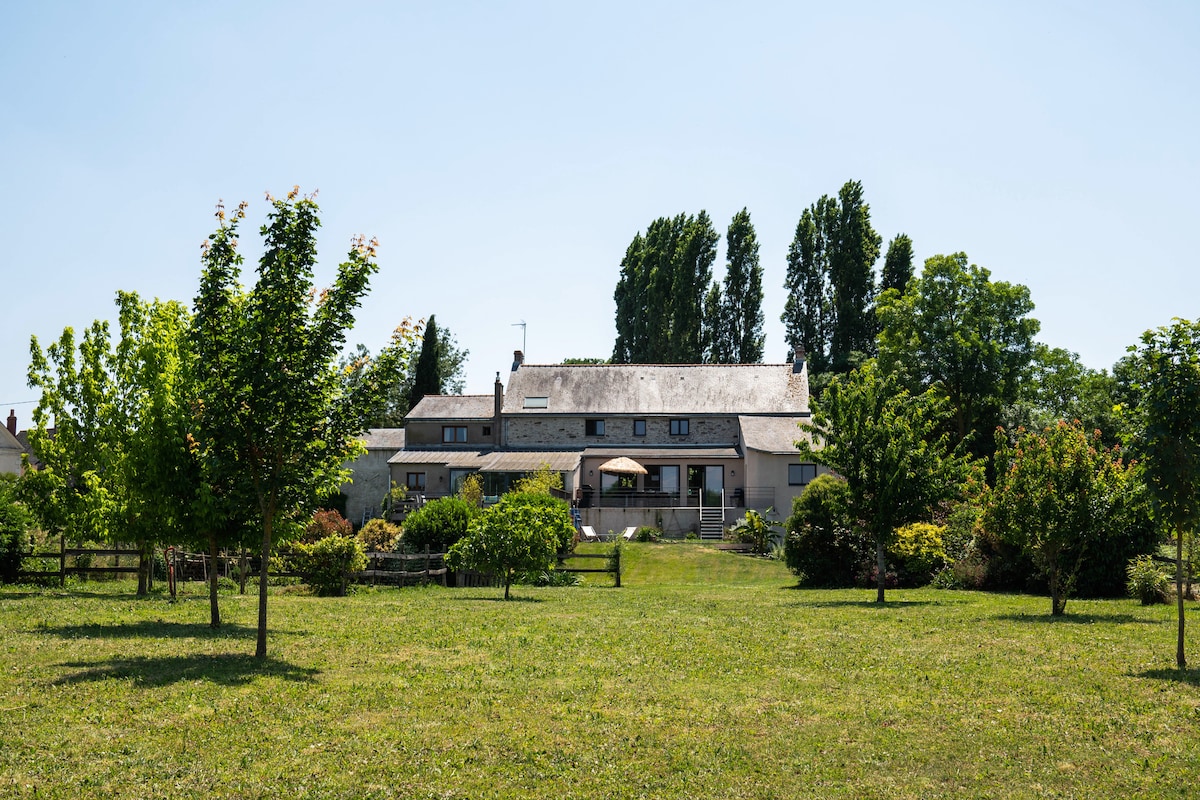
left=557, top=550, right=621, bottom=587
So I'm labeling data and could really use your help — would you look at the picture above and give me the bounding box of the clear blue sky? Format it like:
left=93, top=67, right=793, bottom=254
left=2, top=1, right=1197, bottom=422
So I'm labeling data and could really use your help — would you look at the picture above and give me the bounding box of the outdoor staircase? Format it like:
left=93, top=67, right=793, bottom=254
left=699, top=506, right=725, bottom=540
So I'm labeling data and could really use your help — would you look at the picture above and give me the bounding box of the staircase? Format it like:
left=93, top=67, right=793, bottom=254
left=699, top=506, right=725, bottom=540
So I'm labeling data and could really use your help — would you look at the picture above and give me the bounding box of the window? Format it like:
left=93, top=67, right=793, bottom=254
left=482, top=425, right=492, bottom=436
left=449, top=469, right=475, bottom=493
left=669, top=419, right=690, bottom=436
left=633, top=419, right=647, bottom=437
left=585, top=419, right=605, bottom=436
left=646, top=465, right=679, bottom=495
left=406, top=472, right=426, bottom=491
left=442, top=426, right=467, bottom=443
left=788, top=463, right=818, bottom=486
left=523, top=396, right=548, bottom=408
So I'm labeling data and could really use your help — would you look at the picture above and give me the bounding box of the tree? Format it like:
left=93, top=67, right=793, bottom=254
left=409, top=314, right=442, bottom=409
left=701, top=281, right=728, bottom=364
left=783, top=473, right=864, bottom=587
left=876, top=252, right=1039, bottom=463
left=718, top=208, right=765, bottom=363
left=190, top=189, right=409, bottom=658
left=446, top=492, right=575, bottom=600
left=612, top=212, right=718, bottom=364
left=1006, top=345, right=1126, bottom=445
left=0, top=474, right=33, bottom=584
left=782, top=181, right=881, bottom=374
left=879, top=233, right=914, bottom=295
left=983, top=422, right=1145, bottom=616
left=25, top=293, right=194, bottom=596
left=1126, top=319, right=1200, bottom=668
left=798, top=362, right=976, bottom=602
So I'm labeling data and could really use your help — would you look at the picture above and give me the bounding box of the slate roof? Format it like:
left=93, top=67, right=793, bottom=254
left=387, top=449, right=581, bottom=473
left=406, top=395, right=494, bottom=420
left=502, top=363, right=808, bottom=416
left=359, top=428, right=406, bottom=450
left=737, top=415, right=813, bottom=455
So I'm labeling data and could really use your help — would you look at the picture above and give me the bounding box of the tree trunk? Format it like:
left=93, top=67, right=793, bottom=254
left=875, top=539, right=887, bottom=603
left=1049, top=570, right=1064, bottom=616
left=136, top=540, right=150, bottom=596
left=238, top=547, right=248, bottom=595
left=208, top=531, right=221, bottom=628
left=256, top=515, right=273, bottom=659
left=1177, top=527, right=1186, bottom=670
left=504, top=570, right=511, bottom=600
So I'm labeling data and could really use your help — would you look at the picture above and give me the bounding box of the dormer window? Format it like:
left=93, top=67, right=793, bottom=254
left=442, top=426, right=467, bottom=443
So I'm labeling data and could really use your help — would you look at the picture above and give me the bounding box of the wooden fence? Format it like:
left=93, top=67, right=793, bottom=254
left=17, top=540, right=143, bottom=585
left=557, top=550, right=621, bottom=587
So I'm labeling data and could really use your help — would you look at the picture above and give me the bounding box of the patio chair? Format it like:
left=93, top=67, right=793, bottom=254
left=621, top=526, right=638, bottom=541
left=580, top=526, right=600, bottom=542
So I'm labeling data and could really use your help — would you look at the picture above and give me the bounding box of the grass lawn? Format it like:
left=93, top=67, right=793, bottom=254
left=2, top=542, right=1199, bottom=799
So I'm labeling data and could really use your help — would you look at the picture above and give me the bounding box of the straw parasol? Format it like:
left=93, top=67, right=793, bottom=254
left=597, top=456, right=648, bottom=475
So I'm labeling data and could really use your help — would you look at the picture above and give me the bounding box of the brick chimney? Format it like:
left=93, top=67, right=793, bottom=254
left=493, top=372, right=504, bottom=446
left=5, top=410, right=15, bottom=437
left=511, top=350, right=524, bottom=371
left=792, top=346, right=807, bottom=374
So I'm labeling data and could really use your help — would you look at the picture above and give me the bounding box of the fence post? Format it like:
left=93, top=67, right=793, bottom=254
left=59, top=535, right=66, bottom=587
left=425, top=545, right=431, bottom=585
left=614, top=546, right=621, bottom=588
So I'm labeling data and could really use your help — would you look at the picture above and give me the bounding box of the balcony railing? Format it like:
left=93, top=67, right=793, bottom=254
left=580, top=487, right=746, bottom=509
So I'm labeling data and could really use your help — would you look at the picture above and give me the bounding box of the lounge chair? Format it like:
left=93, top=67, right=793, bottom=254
left=580, top=526, right=600, bottom=542
left=621, top=526, right=638, bottom=541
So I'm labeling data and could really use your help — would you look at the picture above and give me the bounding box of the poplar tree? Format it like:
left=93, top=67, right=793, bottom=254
left=719, top=207, right=765, bottom=363
left=880, top=233, right=914, bottom=295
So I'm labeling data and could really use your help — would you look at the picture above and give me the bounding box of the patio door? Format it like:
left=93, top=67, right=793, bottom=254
left=687, top=465, right=723, bottom=507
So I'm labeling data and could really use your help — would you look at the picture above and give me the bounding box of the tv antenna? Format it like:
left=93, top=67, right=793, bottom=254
left=512, top=320, right=526, bottom=353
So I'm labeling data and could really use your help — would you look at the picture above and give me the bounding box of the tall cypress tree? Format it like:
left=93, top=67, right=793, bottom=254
left=409, top=314, right=442, bottom=409
left=720, top=207, right=765, bottom=363
left=880, top=233, right=914, bottom=295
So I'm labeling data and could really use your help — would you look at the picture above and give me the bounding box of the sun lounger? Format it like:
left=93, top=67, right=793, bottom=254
left=621, top=526, right=638, bottom=541
left=580, top=526, right=600, bottom=542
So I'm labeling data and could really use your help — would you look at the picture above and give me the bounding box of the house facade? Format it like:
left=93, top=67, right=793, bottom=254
left=1, top=411, right=25, bottom=476
left=385, top=350, right=823, bottom=538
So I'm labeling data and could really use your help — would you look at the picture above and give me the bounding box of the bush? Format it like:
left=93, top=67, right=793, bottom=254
left=303, top=509, right=352, bottom=543
left=635, top=526, right=662, bottom=543
left=357, top=518, right=402, bottom=552
left=0, top=476, right=33, bottom=584
left=783, top=475, right=868, bottom=587
left=1126, top=555, right=1170, bottom=605
left=403, top=497, right=478, bottom=553
left=888, top=523, right=947, bottom=587
left=291, top=534, right=366, bottom=596
left=727, top=509, right=782, bottom=554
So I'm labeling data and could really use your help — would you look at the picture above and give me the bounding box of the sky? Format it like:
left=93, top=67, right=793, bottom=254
left=2, top=1, right=1197, bottom=424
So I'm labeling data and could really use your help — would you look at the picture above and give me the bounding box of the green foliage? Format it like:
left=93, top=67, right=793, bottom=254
left=983, top=421, right=1148, bottom=615
left=781, top=180, right=881, bottom=374
left=1126, top=555, right=1170, bottom=605
left=446, top=491, right=575, bottom=599
left=456, top=472, right=484, bottom=508
left=635, top=527, right=661, bottom=543
left=402, top=496, right=478, bottom=553
left=727, top=509, right=781, bottom=554
left=799, top=362, right=976, bottom=601
left=879, top=233, right=914, bottom=295
left=0, top=475, right=34, bottom=584
left=705, top=207, right=765, bottom=364
left=511, top=463, right=564, bottom=496
left=612, top=211, right=718, bottom=363
left=516, top=568, right=581, bottom=587
left=409, top=313, right=442, bottom=409
left=1006, top=344, right=1128, bottom=446
left=876, top=252, right=1039, bottom=463
left=356, top=518, right=401, bottom=552
left=783, top=474, right=866, bottom=587
left=380, top=482, right=408, bottom=518
left=291, top=533, right=366, bottom=597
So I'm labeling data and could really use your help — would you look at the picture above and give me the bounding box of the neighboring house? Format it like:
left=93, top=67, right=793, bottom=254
left=340, top=428, right=407, bottom=528
left=1, top=410, right=26, bottom=475
left=386, top=350, right=823, bottom=538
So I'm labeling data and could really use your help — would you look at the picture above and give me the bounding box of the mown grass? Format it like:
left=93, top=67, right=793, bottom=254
left=2, top=542, right=1199, bottom=799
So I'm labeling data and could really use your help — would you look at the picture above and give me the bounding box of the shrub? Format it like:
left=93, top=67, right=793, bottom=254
left=1126, top=555, right=1170, bottom=605
left=403, top=497, right=478, bottom=553
left=635, top=527, right=662, bottom=543
left=728, top=509, right=782, bottom=555
left=357, top=518, right=401, bottom=552
left=783, top=475, right=867, bottom=587
left=888, top=523, right=947, bottom=587
left=303, top=509, right=352, bottom=544
left=291, top=534, right=366, bottom=597
left=516, top=569, right=581, bottom=587
left=0, top=476, right=33, bottom=584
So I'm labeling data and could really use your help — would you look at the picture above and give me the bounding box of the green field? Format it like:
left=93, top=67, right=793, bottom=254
left=2, top=542, right=1198, bottom=799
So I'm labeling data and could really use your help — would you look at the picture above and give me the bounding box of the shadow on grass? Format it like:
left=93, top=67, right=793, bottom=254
left=53, top=653, right=320, bottom=687
left=34, top=620, right=270, bottom=640
left=445, top=594, right=545, bottom=603
left=1135, top=667, right=1200, bottom=687
left=786, top=598, right=938, bottom=609
left=995, top=612, right=1160, bottom=626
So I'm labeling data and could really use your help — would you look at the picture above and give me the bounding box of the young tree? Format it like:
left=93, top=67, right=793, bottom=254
left=719, top=208, right=765, bottom=363
left=445, top=492, right=575, bottom=600
left=409, top=314, right=442, bottom=409
left=190, top=189, right=410, bottom=658
left=798, top=362, right=976, bottom=602
left=876, top=252, right=1039, bottom=463
left=984, top=421, right=1144, bottom=616
left=1127, top=319, right=1200, bottom=668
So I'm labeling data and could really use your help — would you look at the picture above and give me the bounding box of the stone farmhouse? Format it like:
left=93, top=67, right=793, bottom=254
left=360, top=350, right=823, bottom=538
left=1, top=411, right=26, bottom=476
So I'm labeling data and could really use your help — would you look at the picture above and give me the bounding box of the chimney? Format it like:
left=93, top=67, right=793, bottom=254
left=493, top=372, right=504, bottom=446
left=792, top=346, right=807, bottom=374
left=511, top=350, right=524, bottom=371
left=5, top=410, right=15, bottom=437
